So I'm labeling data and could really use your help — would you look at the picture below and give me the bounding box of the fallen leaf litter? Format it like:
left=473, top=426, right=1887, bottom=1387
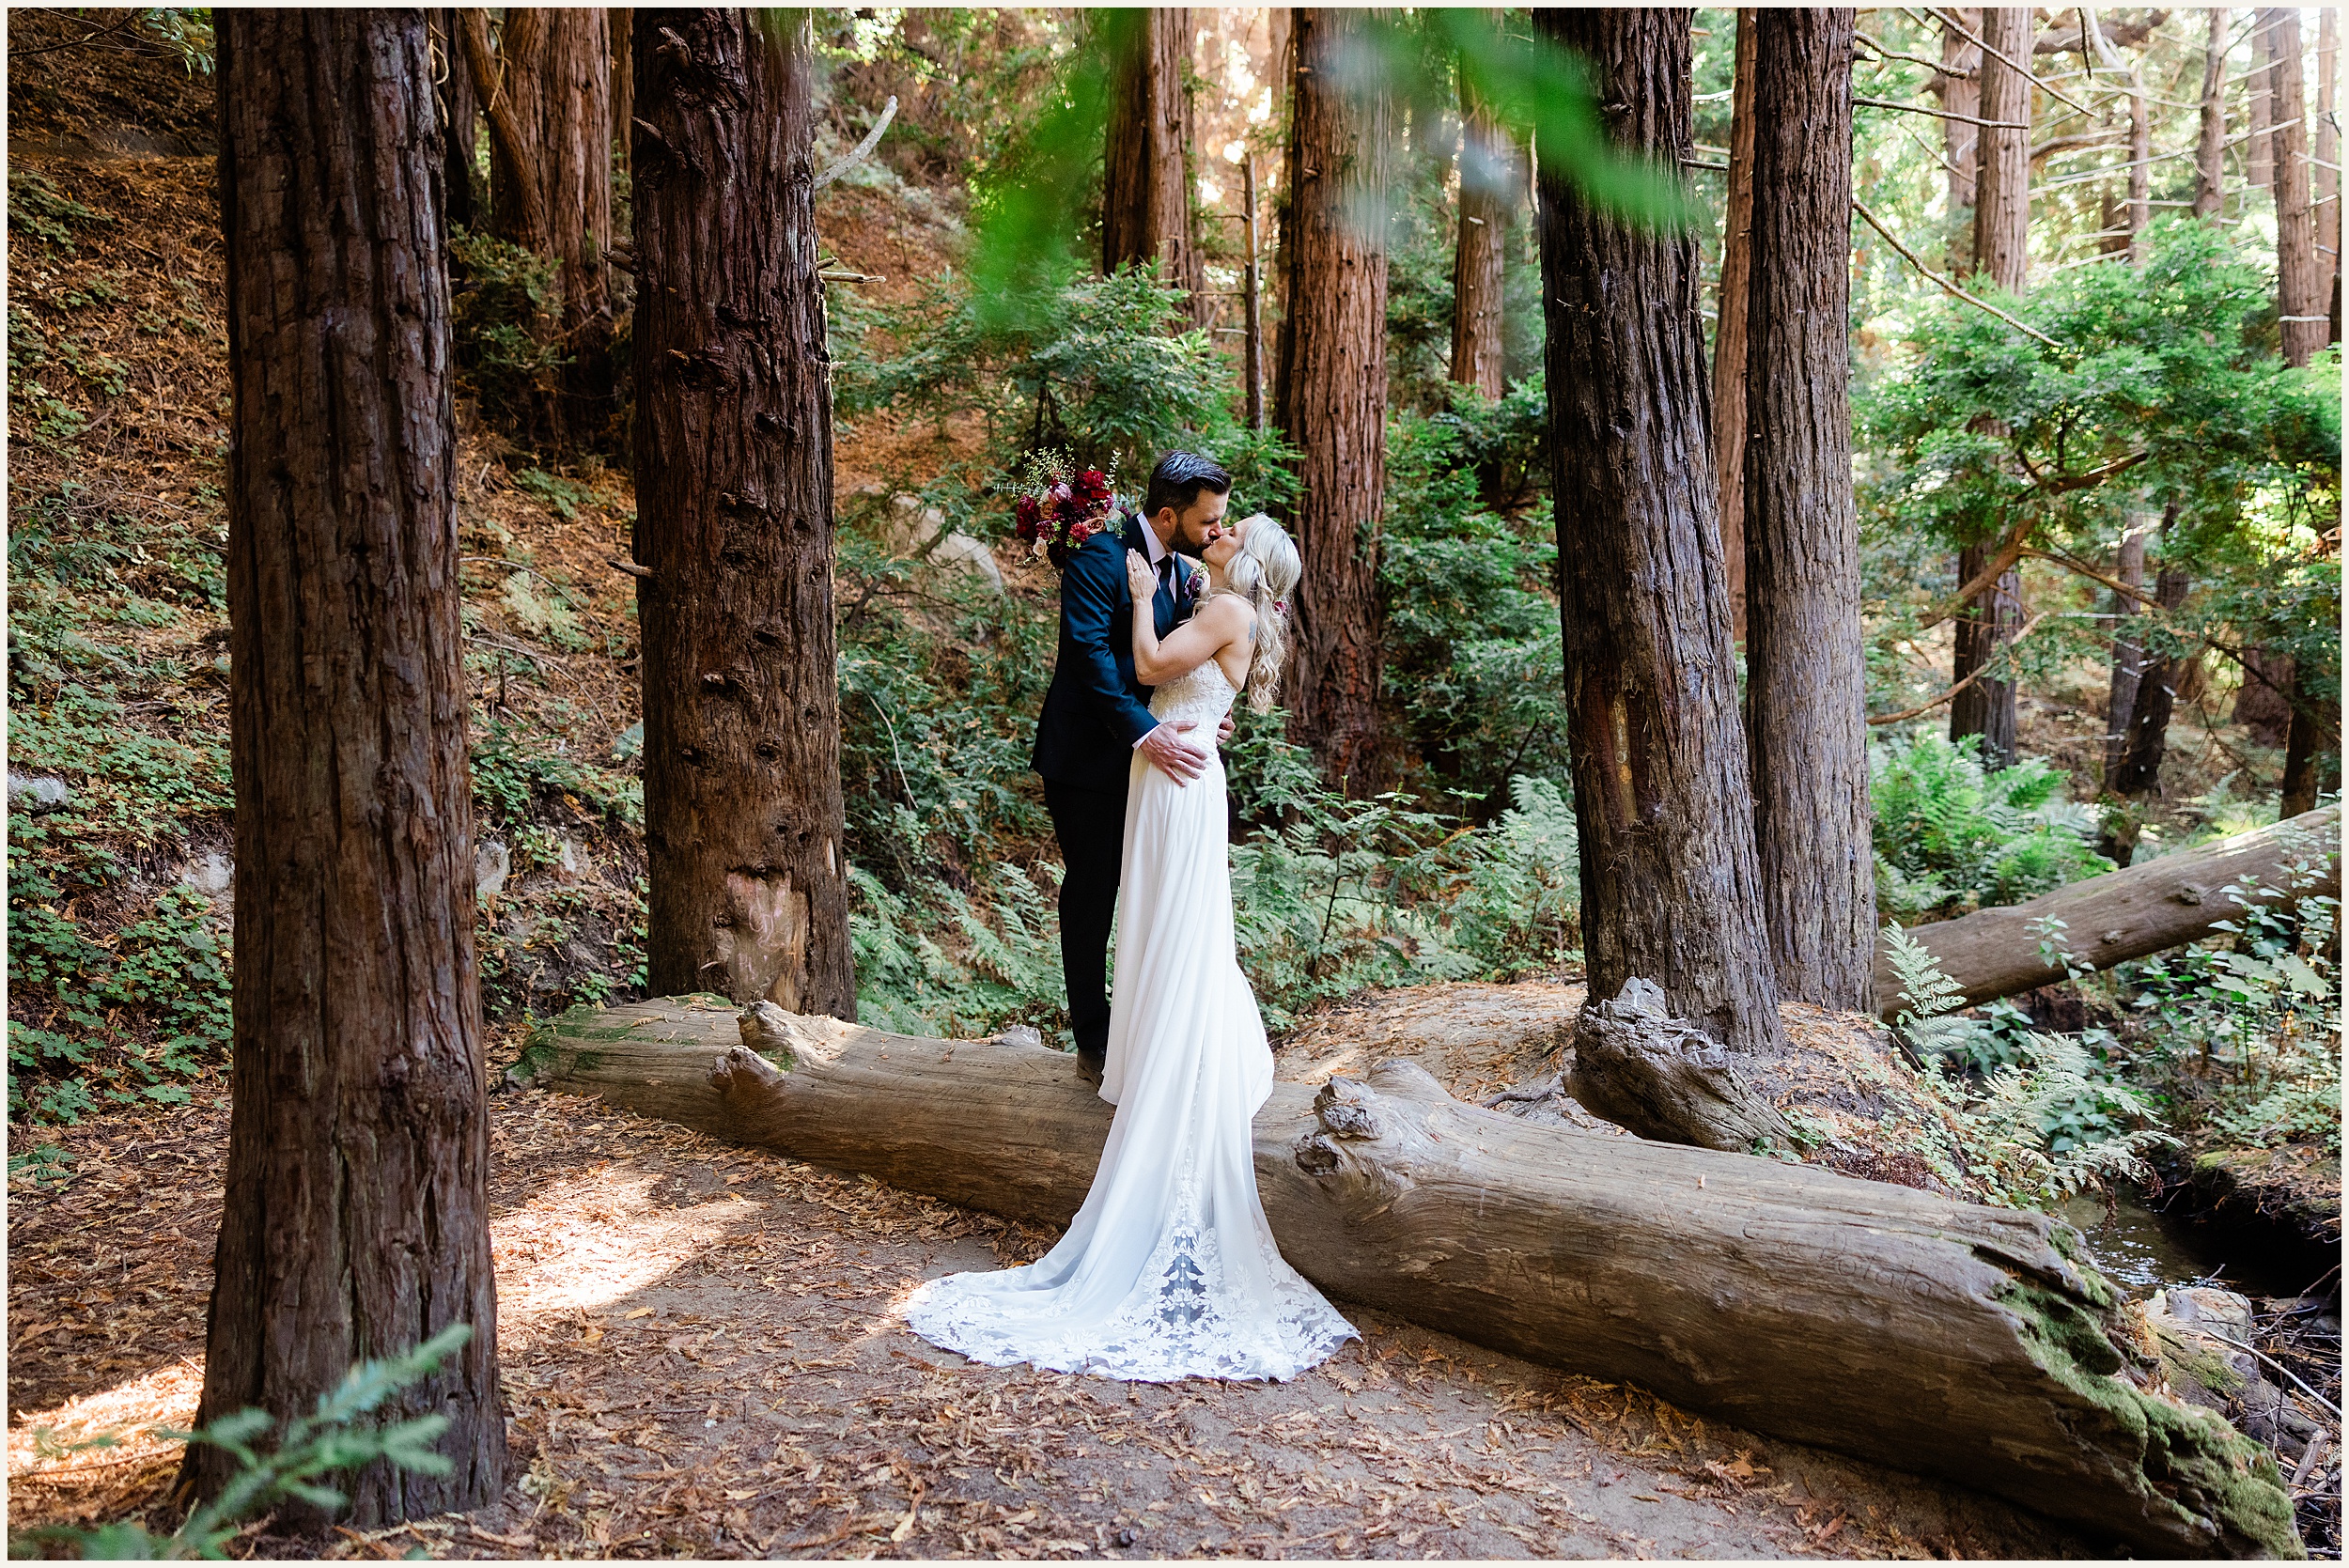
left=8, top=992, right=2102, bottom=1560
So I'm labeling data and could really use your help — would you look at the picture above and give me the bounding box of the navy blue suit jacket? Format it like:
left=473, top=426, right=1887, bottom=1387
left=1033, top=513, right=1194, bottom=793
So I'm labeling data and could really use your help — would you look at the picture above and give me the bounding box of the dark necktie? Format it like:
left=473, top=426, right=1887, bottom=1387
left=1157, top=554, right=1174, bottom=602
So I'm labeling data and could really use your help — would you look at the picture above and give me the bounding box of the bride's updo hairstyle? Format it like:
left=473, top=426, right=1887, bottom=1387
left=1220, top=514, right=1301, bottom=712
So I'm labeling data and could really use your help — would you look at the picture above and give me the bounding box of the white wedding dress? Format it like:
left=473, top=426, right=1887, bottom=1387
left=905, top=660, right=1358, bottom=1381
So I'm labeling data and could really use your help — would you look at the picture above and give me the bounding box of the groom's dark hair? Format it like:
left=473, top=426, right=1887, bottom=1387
left=1143, top=451, right=1231, bottom=520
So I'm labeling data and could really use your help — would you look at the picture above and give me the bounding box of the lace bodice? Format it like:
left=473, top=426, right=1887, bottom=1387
left=1149, top=660, right=1238, bottom=737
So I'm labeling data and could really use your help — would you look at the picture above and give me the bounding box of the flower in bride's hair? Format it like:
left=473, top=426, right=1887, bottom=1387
left=1272, top=598, right=1288, bottom=614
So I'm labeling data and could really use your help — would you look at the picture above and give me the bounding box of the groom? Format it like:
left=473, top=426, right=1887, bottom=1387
left=1034, top=451, right=1235, bottom=1083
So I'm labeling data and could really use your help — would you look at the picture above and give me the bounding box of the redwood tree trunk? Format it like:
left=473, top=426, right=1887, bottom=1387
left=466, top=8, right=615, bottom=430
left=1744, top=8, right=1873, bottom=1012
left=2232, top=646, right=2296, bottom=748
left=2104, top=522, right=2149, bottom=781
left=2248, top=13, right=2274, bottom=192
left=1951, top=7, right=2030, bottom=768
left=2279, top=658, right=2332, bottom=816
left=194, top=9, right=506, bottom=1522
left=2322, top=8, right=2341, bottom=342
left=611, top=8, right=633, bottom=179
left=2264, top=8, right=2326, bottom=368
left=1102, top=8, right=1206, bottom=322
left=1275, top=7, right=1390, bottom=793
left=1534, top=8, right=1789, bottom=1060
left=1449, top=70, right=1510, bottom=401
left=1949, top=544, right=2022, bottom=768
left=633, top=9, right=856, bottom=1020
left=436, top=9, right=479, bottom=233
left=1712, top=7, right=1756, bottom=645
left=1932, top=8, right=1982, bottom=274
left=2110, top=548, right=2190, bottom=810
left=1968, top=8, right=2030, bottom=291
left=2123, top=64, right=2150, bottom=262
left=2195, top=8, right=2226, bottom=219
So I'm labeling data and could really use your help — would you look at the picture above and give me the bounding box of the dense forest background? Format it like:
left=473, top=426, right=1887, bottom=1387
left=4, top=7, right=2338, bottom=1197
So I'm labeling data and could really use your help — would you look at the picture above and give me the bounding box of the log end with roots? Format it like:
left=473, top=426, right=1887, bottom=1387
left=1564, top=978, right=1796, bottom=1152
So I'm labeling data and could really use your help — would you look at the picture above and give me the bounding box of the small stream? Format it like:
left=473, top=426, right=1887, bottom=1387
left=2059, top=1187, right=2326, bottom=1301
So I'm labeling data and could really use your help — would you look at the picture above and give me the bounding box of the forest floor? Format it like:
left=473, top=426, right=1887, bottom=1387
left=0, top=15, right=2316, bottom=1560
left=6, top=991, right=2100, bottom=1561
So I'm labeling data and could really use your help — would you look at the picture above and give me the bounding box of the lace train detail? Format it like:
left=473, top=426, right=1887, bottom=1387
left=904, top=1150, right=1358, bottom=1382
left=905, top=654, right=1356, bottom=1382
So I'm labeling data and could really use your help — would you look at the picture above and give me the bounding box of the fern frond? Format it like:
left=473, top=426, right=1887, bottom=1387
left=1884, top=924, right=1966, bottom=1027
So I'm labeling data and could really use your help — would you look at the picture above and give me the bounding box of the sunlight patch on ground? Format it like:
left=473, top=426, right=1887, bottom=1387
left=6, top=1357, right=201, bottom=1519
left=492, top=1168, right=765, bottom=1338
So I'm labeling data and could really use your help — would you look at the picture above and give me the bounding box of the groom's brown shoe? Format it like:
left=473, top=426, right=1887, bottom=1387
left=1075, top=1048, right=1106, bottom=1086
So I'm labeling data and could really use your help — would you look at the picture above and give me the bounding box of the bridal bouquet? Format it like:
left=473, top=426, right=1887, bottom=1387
left=1012, top=456, right=1119, bottom=570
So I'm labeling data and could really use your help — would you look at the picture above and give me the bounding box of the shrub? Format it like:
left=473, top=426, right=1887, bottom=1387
left=1871, top=733, right=2111, bottom=919
left=1884, top=925, right=2174, bottom=1208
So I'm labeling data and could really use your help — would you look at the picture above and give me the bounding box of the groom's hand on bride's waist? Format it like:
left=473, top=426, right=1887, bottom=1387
left=1137, top=721, right=1208, bottom=784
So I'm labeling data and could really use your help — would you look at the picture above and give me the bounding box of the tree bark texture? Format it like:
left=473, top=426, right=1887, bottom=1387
left=1449, top=70, right=1510, bottom=401
left=1102, top=8, right=1206, bottom=324
left=2195, top=8, right=2227, bottom=220
left=434, top=10, right=479, bottom=233
left=1563, top=978, right=1793, bottom=1151
left=196, top=8, right=506, bottom=1522
left=1949, top=8, right=2030, bottom=768
left=2231, top=646, right=2295, bottom=748
left=2321, top=8, right=2341, bottom=342
left=465, top=7, right=614, bottom=425
left=2263, top=9, right=2326, bottom=368
left=2248, top=11, right=2275, bottom=192
left=2279, top=658, right=2334, bottom=817
left=1742, top=8, right=1874, bottom=1013
left=1711, top=8, right=1756, bottom=645
left=1877, top=806, right=2341, bottom=1017
left=611, top=8, right=633, bottom=179
left=2103, top=522, right=2149, bottom=781
left=1933, top=8, right=1982, bottom=274
left=2110, top=557, right=2190, bottom=802
left=519, top=1001, right=2303, bottom=1559
left=1275, top=7, right=1390, bottom=793
left=632, top=8, right=856, bottom=1020
left=2122, top=58, right=2150, bottom=262
left=1948, top=541, right=2022, bottom=769
left=1969, top=8, right=2030, bottom=292
left=1533, top=8, right=1788, bottom=1062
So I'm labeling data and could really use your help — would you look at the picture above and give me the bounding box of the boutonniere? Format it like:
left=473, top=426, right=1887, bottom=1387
left=1185, top=566, right=1207, bottom=598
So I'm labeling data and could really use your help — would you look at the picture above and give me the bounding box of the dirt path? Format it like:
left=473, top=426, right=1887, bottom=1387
left=8, top=995, right=2102, bottom=1560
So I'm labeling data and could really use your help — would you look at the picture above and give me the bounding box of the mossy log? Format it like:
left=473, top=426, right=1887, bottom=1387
left=1874, top=806, right=2341, bottom=1017
left=517, top=998, right=2303, bottom=1559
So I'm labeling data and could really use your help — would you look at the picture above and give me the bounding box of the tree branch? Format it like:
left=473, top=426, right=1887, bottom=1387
left=1858, top=29, right=1971, bottom=78
left=1916, top=5, right=2094, bottom=113
left=1917, top=519, right=2033, bottom=631
left=1852, top=198, right=2062, bottom=347
left=1868, top=612, right=2052, bottom=724
left=1856, top=96, right=2030, bottom=130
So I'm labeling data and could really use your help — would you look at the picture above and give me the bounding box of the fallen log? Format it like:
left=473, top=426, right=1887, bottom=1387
left=516, top=998, right=2302, bottom=1558
left=1873, top=805, right=2341, bottom=1017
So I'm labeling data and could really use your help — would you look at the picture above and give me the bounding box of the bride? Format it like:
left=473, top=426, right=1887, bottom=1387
left=905, top=512, right=1358, bottom=1382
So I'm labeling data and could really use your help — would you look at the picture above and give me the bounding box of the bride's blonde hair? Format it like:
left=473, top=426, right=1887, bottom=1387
left=1217, top=514, right=1301, bottom=713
